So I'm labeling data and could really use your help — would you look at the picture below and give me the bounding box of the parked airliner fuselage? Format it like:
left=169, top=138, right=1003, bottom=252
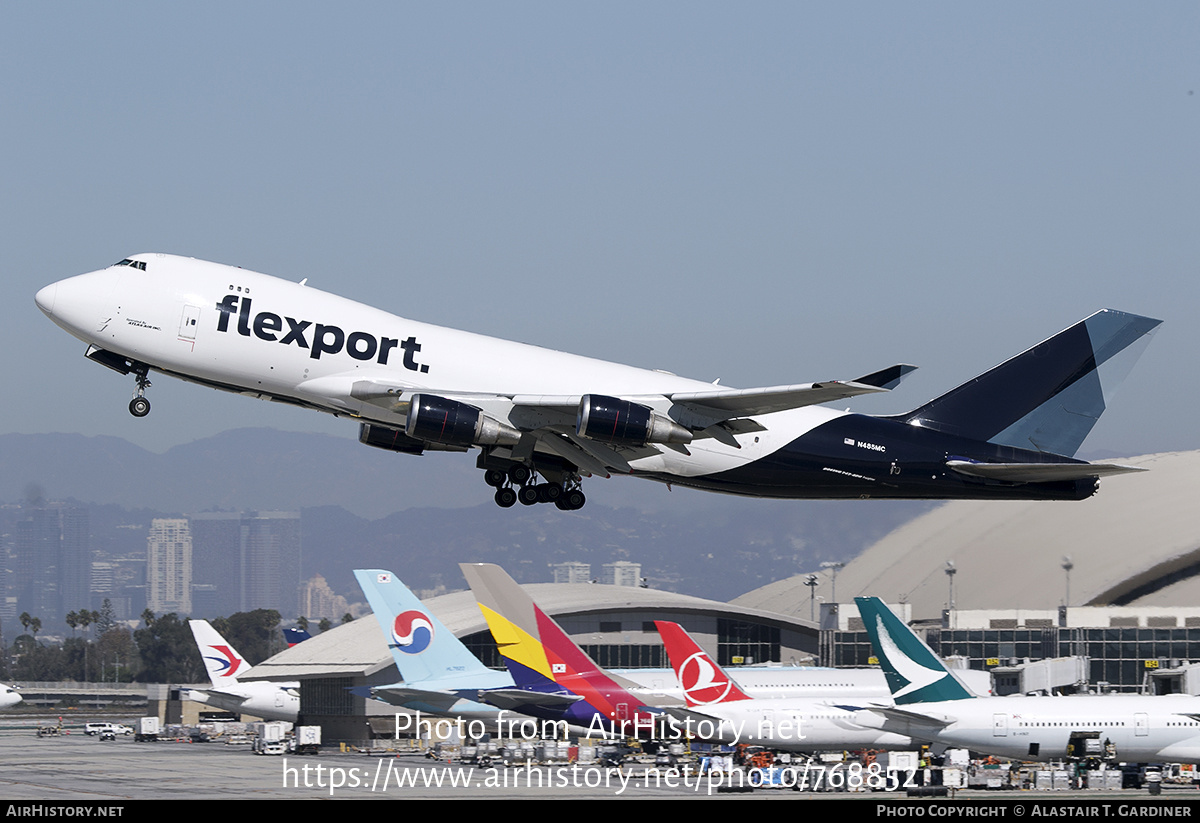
left=856, top=695, right=1200, bottom=764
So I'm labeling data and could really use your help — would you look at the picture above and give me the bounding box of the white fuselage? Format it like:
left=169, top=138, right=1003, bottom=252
left=35, top=254, right=835, bottom=479
left=0, top=684, right=22, bottom=709
left=41, top=254, right=1142, bottom=505
left=187, top=683, right=300, bottom=723
left=673, top=698, right=917, bottom=751
left=622, top=665, right=989, bottom=703
left=857, top=694, right=1200, bottom=763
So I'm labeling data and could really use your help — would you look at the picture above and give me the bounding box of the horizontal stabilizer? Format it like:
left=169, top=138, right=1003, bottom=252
left=663, top=706, right=725, bottom=725
left=946, top=460, right=1147, bottom=483
left=478, top=689, right=584, bottom=711
left=370, top=686, right=465, bottom=713
left=863, top=704, right=956, bottom=728
left=196, top=688, right=250, bottom=705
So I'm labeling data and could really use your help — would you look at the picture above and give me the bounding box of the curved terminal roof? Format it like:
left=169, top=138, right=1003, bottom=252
left=733, top=451, right=1200, bottom=620
left=248, top=582, right=813, bottom=681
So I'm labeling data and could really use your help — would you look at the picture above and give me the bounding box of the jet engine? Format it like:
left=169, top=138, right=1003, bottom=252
left=576, top=395, right=692, bottom=446
left=406, top=394, right=522, bottom=448
left=359, top=423, right=428, bottom=454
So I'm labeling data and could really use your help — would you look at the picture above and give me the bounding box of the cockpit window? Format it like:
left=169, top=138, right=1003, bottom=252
left=114, top=258, right=147, bottom=271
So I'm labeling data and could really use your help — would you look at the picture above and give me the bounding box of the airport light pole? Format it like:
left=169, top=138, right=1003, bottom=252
left=804, top=573, right=819, bottom=622
left=820, top=561, right=844, bottom=604
left=1062, top=556, right=1073, bottom=608
left=944, top=560, right=957, bottom=629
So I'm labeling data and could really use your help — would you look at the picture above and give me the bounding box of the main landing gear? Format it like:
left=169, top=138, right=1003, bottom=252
left=128, top=373, right=152, bottom=417
left=484, top=465, right=586, bottom=511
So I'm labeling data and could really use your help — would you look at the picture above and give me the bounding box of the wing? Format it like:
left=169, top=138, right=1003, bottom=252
left=323, top=365, right=915, bottom=475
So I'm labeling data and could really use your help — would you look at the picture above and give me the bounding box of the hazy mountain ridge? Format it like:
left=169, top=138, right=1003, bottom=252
left=2, top=429, right=935, bottom=604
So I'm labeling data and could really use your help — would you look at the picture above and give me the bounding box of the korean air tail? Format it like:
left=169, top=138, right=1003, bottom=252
left=854, top=597, right=975, bottom=705
left=354, top=568, right=497, bottom=685
left=897, top=309, right=1161, bottom=458
left=654, top=621, right=752, bottom=707
left=188, top=619, right=250, bottom=687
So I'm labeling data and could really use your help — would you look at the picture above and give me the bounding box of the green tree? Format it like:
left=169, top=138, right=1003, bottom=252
left=13, top=635, right=67, bottom=680
left=97, top=627, right=138, bottom=682
left=95, top=600, right=117, bottom=635
left=134, top=613, right=204, bottom=683
left=212, top=609, right=282, bottom=665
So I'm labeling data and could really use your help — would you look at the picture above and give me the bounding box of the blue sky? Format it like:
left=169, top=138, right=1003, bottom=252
left=5, top=2, right=1197, bottom=459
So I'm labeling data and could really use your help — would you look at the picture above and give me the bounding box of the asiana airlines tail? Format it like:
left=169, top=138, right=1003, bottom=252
left=37, top=254, right=1160, bottom=510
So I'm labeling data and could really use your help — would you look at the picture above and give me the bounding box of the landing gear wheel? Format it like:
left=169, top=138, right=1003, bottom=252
left=508, top=465, right=532, bottom=485
left=537, top=483, right=564, bottom=503
left=129, top=397, right=151, bottom=417
left=517, top=485, right=540, bottom=506
left=484, top=469, right=507, bottom=488
left=494, top=487, right=517, bottom=508
left=563, top=489, right=586, bottom=510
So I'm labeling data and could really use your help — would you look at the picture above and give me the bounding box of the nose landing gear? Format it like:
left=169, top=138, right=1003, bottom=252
left=128, top=373, right=152, bottom=417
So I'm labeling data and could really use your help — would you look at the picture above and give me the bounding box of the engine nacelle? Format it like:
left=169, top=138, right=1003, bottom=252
left=406, top=394, right=521, bottom=448
left=359, top=423, right=427, bottom=454
left=576, top=395, right=692, bottom=446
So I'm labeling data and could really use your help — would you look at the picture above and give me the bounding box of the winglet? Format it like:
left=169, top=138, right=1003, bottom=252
left=654, top=621, right=752, bottom=706
left=854, top=598, right=975, bottom=704
left=855, top=364, right=918, bottom=390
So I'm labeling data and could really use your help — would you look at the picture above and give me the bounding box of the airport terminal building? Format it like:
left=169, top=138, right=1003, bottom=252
left=234, top=450, right=1200, bottom=743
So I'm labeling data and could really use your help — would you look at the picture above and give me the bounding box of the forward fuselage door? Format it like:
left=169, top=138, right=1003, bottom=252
left=1135, top=712, right=1149, bottom=737
left=992, top=713, right=1008, bottom=737
left=179, top=304, right=202, bottom=341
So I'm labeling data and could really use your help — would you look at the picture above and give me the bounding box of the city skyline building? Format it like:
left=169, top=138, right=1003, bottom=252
left=147, top=518, right=192, bottom=614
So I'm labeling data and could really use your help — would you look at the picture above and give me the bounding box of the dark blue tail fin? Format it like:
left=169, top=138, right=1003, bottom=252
left=898, top=309, right=1160, bottom=456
